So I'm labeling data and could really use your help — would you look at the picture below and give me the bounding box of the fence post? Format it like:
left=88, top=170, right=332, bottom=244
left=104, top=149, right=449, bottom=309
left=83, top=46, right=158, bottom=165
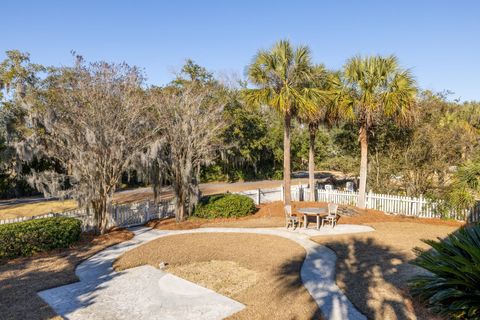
left=114, top=206, right=118, bottom=225
left=145, top=201, right=150, bottom=223
left=280, top=184, right=284, bottom=202
left=367, top=190, right=372, bottom=209
left=417, top=195, right=423, bottom=217
left=257, top=188, right=261, bottom=205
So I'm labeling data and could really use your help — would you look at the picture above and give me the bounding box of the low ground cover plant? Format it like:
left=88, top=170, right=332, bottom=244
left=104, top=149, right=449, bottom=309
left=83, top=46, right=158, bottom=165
left=0, top=216, right=82, bottom=259
left=409, top=223, right=480, bottom=319
left=193, top=193, right=256, bottom=219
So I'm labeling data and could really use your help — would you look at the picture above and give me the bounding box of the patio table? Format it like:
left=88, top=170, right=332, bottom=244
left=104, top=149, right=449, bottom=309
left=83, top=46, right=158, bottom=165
left=297, top=207, right=327, bottom=229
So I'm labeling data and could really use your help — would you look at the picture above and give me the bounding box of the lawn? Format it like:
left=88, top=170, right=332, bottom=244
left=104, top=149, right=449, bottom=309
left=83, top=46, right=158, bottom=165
left=114, top=232, right=322, bottom=319
left=0, top=229, right=133, bottom=320
left=0, top=199, right=77, bottom=220
left=0, top=200, right=463, bottom=319
left=0, top=179, right=314, bottom=220
left=150, top=201, right=462, bottom=320
left=312, top=220, right=460, bottom=320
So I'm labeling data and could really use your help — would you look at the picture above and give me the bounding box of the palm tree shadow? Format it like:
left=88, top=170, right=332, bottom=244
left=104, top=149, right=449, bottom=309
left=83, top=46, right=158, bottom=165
left=274, top=255, right=323, bottom=319
left=324, top=237, right=433, bottom=320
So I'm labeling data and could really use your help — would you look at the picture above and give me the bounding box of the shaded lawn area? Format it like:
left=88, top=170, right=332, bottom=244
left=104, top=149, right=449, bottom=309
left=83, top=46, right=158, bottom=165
left=114, top=233, right=323, bottom=320
left=0, top=199, right=463, bottom=320
left=312, top=222, right=459, bottom=320
left=149, top=201, right=462, bottom=320
left=0, top=229, right=133, bottom=320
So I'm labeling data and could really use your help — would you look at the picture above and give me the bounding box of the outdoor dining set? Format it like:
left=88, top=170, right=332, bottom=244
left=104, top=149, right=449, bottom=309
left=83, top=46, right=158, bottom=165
left=284, top=203, right=338, bottom=230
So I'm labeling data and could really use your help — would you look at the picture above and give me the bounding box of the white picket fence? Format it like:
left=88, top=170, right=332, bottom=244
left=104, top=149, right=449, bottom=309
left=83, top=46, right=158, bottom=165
left=236, top=185, right=479, bottom=222
left=0, top=199, right=176, bottom=230
left=1, top=185, right=478, bottom=228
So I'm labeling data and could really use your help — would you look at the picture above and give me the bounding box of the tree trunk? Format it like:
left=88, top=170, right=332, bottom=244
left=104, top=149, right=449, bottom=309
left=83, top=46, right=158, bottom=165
left=283, top=114, right=292, bottom=205
left=308, top=123, right=316, bottom=201
left=175, top=194, right=186, bottom=222
left=358, top=126, right=368, bottom=209
left=93, top=196, right=109, bottom=235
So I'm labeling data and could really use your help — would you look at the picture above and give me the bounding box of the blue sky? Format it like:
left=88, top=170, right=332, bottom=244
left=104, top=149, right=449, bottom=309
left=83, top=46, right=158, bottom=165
left=2, top=0, right=480, bottom=101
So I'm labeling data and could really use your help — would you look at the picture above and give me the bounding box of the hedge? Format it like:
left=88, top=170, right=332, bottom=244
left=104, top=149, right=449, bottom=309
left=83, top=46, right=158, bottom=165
left=193, top=193, right=256, bottom=219
left=0, top=216, right=82, bottom=259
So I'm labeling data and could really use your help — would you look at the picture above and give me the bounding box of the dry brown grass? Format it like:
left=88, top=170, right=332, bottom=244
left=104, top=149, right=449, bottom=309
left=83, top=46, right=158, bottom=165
left=146, top=202, right=463, bottom=319
left=0, top=200, right=77, bottom=219
left=0, top=196, right=464, bottom=320
left=312, top=222, right=459, bottom=320
left=0, top=179, right=313, bottom=220
left=114, top=232, right=323, bottom=320
left=167, top=260, right=259, bottom=297
left=0, top=229, right=134, bottom=320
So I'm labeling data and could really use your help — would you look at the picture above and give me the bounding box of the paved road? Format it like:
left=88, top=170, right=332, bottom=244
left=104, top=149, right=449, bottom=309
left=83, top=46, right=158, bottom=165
left=0, top=171, right=345, bottom=208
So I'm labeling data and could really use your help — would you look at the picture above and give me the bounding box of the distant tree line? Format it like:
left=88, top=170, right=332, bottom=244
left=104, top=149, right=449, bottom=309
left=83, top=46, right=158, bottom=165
left=1, top=43, right=479, bottom=231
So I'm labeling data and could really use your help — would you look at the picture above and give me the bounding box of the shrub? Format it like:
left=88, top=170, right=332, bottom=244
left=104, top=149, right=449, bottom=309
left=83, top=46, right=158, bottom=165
left=409, top=224, right=480, bottom=319
left=0, top=217, right=82, bottom=259
left=193, top=193, right=256, bottom=219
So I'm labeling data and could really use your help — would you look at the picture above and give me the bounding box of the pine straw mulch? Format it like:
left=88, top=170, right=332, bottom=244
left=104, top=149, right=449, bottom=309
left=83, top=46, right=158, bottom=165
left=148, top=200, right=464, bottom=230
left=114, top=232, right=323, bottom=320
left=0, top=229, right=134, bottom=320
left=147, top=201, right=463, bottom=320
left=312, top=221, right=460, bottom=320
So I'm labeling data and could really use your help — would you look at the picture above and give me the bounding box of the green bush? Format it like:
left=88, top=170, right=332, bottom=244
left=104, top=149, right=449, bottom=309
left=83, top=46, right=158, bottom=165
left=0, top=217, right=82, bottom=259
left=194, top=193, right=256, bottom=219
left=409, top=224, right=480, bottom=319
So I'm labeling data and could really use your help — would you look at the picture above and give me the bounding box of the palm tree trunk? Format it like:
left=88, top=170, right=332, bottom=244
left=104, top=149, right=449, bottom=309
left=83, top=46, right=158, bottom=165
left=308, top=123, right=316, bottom=201
left=358, top=125, right=368, bottom=209
left=283, top=114, right=292, bottom=205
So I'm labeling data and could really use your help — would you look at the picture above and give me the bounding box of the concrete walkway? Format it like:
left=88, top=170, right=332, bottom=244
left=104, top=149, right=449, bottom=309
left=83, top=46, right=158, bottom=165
left=38, top=225, right=373, bottom=320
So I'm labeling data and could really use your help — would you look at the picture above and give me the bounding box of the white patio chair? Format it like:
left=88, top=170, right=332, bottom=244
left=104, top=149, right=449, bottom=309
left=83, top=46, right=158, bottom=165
left=285, top=205, right=303, bottom=229
left=321, top=203, right=339, bottom=228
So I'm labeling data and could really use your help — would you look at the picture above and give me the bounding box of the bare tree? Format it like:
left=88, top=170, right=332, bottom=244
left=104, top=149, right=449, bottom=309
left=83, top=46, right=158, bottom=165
left=148, top=84, right=227, bottom=221
left=22, top=58, right=154, bottom=234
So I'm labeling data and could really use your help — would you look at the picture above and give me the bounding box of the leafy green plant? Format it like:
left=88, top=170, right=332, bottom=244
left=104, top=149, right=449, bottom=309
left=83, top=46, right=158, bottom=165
left=409, top=224, right=480, bottom=319
left=193, top=193, right=256, bottom=219
left=0, top=217, right=82, bottom=259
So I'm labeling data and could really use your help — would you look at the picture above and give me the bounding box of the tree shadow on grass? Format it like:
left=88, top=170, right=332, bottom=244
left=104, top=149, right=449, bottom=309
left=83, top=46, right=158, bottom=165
left=323, top=237, right=438, bottom=320
left=274, top=255, right=324, bottom=319
left=0, top=230, right=131, bottom=320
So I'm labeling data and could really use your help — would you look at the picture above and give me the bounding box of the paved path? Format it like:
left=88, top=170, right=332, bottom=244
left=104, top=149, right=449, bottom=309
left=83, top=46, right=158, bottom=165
left=39, top=225, right=372, bottom=320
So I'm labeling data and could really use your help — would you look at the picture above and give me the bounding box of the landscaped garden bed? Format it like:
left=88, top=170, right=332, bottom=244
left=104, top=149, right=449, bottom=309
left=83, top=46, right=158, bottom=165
left=0, top=229, right=133, bottom=320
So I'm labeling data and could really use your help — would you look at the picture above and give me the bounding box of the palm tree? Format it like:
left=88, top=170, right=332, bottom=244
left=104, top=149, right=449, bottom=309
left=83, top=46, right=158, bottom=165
left=245, top=40, right=316, bottom=205
left=342, top=55, right=417, bottom=209
left=298, top=66, right=341, bottom=201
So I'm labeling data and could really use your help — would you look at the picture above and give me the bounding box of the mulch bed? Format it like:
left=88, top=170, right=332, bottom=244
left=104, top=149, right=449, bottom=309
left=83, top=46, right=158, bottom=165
left=312, top=221, right=459, bottom=320
left=0, top=229, right=134, bottom=320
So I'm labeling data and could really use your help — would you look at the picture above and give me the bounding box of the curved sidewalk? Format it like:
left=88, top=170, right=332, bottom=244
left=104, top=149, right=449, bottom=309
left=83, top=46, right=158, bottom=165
left=39, top=225, right=372, bottom=320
